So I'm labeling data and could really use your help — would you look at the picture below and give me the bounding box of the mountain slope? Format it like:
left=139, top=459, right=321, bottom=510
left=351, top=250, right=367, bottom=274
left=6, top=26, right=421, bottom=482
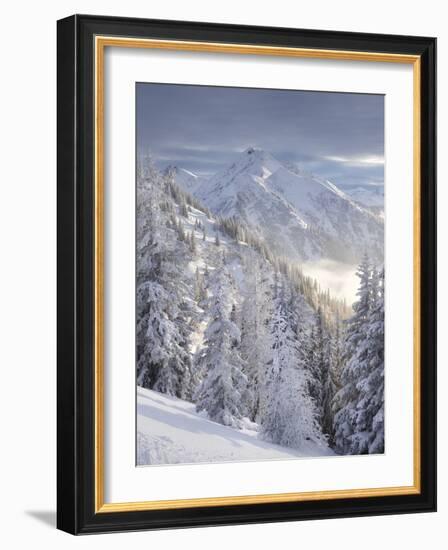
left=166, top=166, right=205, bottom=194
left=344, top=186, right=385, bottom=218
left=137, top=386, right=333, bottom=465
left=136, top=163, right=350, bottom=465
left=176, top=148, right=383, bottom=263
left=266, top=164, right=383, bottom=261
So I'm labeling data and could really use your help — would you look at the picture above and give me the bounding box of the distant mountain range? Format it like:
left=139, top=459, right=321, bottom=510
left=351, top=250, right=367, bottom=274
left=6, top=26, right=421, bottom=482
left=169, top=147, right=384, bottom=264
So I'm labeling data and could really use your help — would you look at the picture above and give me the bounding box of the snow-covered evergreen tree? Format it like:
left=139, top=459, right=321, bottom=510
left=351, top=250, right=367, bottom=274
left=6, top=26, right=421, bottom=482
left=308, top=307, right=326, bottom=418
left=305, top=306, right=336, bottom=441
left=195, top=267, right=251, bottom=427
left=261, top=276, right=325, bottom=448
left=239, top=254, right=272, bottom=421
left=136, top=164, right=193, bottom=398
left=364, top=267, right=385, bottom=453
left=333, top=256, right=385, bottom=454
left=330, top=312, right=344, bottom=389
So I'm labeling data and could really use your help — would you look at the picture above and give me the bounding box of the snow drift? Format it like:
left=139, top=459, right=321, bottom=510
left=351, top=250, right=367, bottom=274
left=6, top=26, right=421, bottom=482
left=137, top=387, right=333, bottom=466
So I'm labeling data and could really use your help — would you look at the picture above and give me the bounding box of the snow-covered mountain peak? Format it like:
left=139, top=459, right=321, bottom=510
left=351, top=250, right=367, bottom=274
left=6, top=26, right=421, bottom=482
left=172, top=148, right=384, bottom=263
left=218, top=147, right=283, bottom=182
left=243, top=146, right=270, bottom=157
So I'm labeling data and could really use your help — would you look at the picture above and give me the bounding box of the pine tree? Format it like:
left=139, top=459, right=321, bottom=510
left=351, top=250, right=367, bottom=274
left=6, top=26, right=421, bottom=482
left=239, top=255, right=272, bottom=420
left=261, top=276, right=325, bottom=448
left=194, top=267, right=207, bottom=304
left=179, top=200, right=189, bottom=218
left=189, top=231, right=197, bottom=253
left=333, top=256, right=385, bottom=454
left=322, top=330, right=337, bottom=443
left=195, top=268, right=250, bottom=427
left=177, top=222, right=185, bottom=241
left=308, top=307, right=326, bottom=419
left=306, top=306, right=335, bottom=441
left=363, top=267, right=385, bottom=453
left=331, top=312, right=344, bottom=389
left=136, top=161, right=193, bottom=399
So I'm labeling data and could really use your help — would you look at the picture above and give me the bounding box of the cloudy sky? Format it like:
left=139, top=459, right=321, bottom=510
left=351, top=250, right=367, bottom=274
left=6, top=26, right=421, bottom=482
left=136, top=83, right=384, bottom=190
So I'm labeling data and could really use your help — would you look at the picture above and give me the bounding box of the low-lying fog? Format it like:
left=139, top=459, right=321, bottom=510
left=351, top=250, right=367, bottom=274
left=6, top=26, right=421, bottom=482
left=302, top=259, right=358, bottom=308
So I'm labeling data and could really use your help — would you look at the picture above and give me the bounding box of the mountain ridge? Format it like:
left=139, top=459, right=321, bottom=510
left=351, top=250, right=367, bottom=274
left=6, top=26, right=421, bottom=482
left=172, top=147, right=384, bottom=264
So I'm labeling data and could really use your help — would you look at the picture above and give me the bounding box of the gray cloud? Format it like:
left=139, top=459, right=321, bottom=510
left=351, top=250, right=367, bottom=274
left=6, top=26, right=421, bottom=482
left=136, top=83, right=384, bottom=187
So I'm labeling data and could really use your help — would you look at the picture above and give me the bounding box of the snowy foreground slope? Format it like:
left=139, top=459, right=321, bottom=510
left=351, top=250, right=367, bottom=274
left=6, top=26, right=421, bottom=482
left=137, top=387, right=333, bottom=466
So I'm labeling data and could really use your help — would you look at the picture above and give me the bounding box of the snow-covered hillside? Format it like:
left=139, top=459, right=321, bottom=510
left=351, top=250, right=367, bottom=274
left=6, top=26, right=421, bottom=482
left=136, top=159, right=385, bottom=463
left=137, top=387, right=333, bottom=465
left=175, top=148, right=383, bottom=264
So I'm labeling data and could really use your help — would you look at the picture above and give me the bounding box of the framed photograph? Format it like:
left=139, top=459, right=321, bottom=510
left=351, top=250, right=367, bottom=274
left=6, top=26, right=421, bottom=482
left=57, top=14, right=436, bottom=534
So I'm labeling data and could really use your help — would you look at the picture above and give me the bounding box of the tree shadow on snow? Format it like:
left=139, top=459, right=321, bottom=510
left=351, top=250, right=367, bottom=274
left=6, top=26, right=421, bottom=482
left=137, top=401, right=263, bottom=450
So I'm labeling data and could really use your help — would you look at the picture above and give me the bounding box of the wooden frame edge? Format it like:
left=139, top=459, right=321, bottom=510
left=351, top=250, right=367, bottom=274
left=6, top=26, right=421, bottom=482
left=93, top=35, right=422, bottom=514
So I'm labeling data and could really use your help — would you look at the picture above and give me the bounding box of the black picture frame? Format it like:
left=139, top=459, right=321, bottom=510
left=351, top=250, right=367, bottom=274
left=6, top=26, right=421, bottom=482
left=57, top=14, right=436, bottom=535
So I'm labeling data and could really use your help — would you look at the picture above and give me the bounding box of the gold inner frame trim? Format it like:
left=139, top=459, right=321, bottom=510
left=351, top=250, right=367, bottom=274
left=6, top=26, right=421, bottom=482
left=94, top=35, right=422, bottom=514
